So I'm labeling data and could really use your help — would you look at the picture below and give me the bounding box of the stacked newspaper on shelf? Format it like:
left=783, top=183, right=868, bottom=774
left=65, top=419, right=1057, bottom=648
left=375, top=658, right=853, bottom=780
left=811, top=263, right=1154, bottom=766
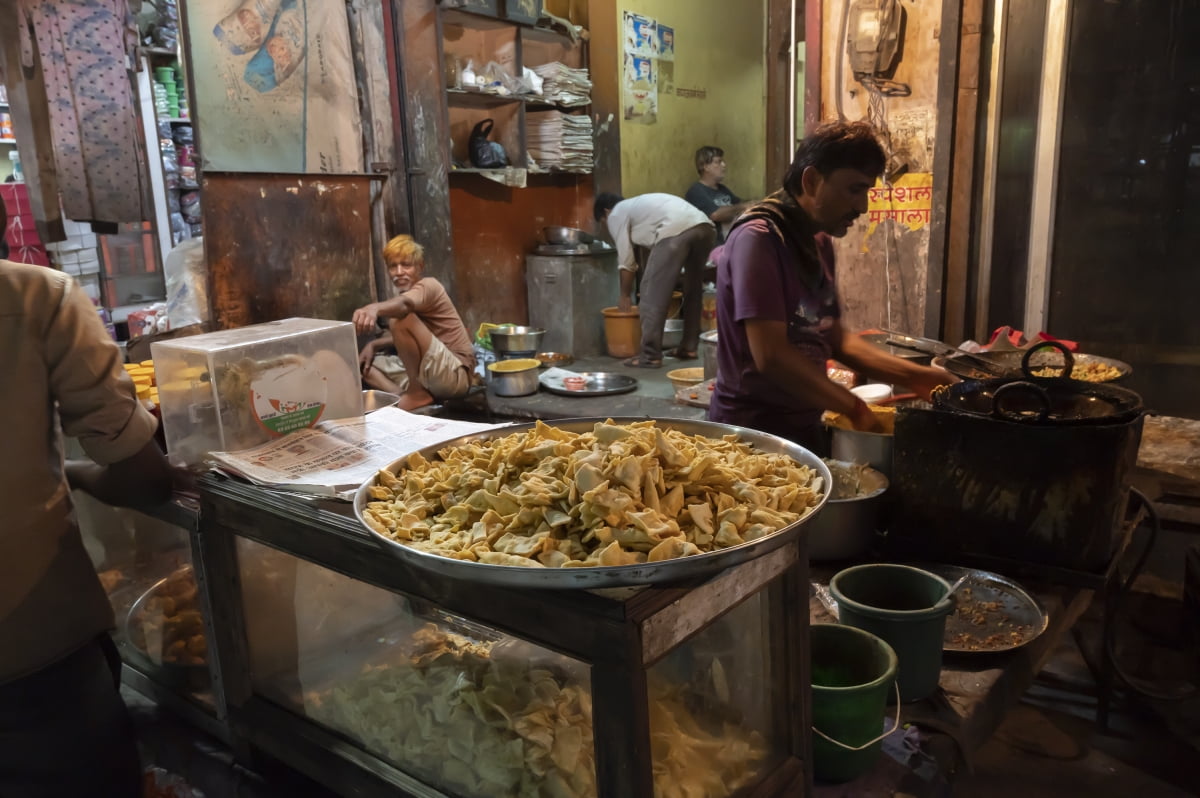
left=205, top=407, right=502, bottom=499
left=532, top=62, right=592, bottom=107
left=527, top=111, right=593, bottom=173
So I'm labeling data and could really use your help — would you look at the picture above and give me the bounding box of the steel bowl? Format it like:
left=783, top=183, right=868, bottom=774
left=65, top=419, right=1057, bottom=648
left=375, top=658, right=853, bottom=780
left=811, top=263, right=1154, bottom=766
left=486, top=358, right=541, bottom=396
left=354, top=417, right=831, bottom=588
left=123, top=568, right=210, bottom=692
left=535, top=352, right=574, bottom=368
left=362, top=389, right=401, bottom=413
left=807, top=461, right=889, bottom=561
left=662, top=318, right=684, bottom=350
left=543, top=226, right=594, bottom=246
left=489, top=326, right=546, bottom=356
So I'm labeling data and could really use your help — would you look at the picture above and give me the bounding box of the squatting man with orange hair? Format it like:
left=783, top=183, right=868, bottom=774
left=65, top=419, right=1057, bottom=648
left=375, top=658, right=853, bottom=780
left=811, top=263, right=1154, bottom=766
left=352, top=235, right=476, bottom=411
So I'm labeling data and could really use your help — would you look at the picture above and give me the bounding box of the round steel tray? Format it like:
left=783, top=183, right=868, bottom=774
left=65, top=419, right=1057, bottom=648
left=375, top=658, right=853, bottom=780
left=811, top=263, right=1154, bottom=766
left=922, top=564, right=1049, bottom=653
left=539, top=371, right=638, bottom=397
left=354, top=417, right=831, bottom=588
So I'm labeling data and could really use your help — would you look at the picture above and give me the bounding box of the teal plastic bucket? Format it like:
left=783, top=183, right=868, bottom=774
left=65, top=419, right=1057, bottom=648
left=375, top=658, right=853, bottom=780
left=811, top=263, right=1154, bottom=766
left=811, top=623, right=899, bottom=783
left=830, top=563, right=953, bottom=702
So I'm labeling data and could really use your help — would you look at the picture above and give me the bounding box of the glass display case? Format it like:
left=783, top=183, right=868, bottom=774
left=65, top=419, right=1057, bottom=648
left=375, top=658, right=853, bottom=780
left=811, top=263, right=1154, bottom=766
left=73, top=490, right=225, bottom=740
left=196, top=476, right=813, bottom=798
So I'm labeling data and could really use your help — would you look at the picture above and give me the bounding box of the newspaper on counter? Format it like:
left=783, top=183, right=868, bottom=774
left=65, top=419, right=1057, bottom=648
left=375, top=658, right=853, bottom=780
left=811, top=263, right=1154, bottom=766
left=205, top=407, right=502, bottom=499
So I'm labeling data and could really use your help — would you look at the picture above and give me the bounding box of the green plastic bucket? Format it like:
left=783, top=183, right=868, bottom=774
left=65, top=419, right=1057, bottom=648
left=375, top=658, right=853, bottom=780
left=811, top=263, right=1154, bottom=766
left=811, top=623, right=899, bottom=783
left=830, top=563, right=953, bottom=702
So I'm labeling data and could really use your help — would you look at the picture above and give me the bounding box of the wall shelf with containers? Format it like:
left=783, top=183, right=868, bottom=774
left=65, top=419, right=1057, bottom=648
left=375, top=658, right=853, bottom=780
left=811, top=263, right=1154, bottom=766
left=145, top=49, right=202, bottom=248
left=440, top=7, right=593, bottom=182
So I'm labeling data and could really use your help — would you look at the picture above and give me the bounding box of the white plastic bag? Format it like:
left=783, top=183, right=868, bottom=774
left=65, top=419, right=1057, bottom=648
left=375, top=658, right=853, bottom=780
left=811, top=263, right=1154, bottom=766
left=163, top=237, right=208, bottom=329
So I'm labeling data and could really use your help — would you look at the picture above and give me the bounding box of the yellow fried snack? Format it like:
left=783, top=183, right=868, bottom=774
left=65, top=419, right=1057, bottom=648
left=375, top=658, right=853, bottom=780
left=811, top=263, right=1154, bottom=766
left=364, top=420, right=823, bottom=568
left=1031, top=361, right=1122, bottom=382
left=305, top=625, right=766, bottom=798
left=822, top=405, right=897, bottom=434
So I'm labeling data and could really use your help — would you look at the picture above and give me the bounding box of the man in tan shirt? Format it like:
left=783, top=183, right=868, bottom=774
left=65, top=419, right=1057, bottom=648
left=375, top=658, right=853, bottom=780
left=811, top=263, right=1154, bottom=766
left=0, top=254, right=174, bottom=796
left=353, top=235, right=476, bottom=411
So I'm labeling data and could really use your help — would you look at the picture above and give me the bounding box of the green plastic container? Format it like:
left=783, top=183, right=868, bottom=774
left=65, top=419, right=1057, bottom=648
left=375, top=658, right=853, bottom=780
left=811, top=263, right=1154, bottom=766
left=811, top=623, right=898, bottom=783
left=830, top=563, right=953, bottom=702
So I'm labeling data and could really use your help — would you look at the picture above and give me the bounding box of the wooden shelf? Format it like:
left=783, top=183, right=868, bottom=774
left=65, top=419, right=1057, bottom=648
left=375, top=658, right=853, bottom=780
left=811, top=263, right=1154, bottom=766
left=446, top=89, right=522, bottom=108
left=143, top=46, right=177, bottom=57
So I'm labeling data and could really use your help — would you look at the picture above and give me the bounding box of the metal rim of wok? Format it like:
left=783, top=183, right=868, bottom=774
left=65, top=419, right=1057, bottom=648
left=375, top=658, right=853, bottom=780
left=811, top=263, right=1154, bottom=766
left=354, top=416, right=832, bottom=588
left=931, top=375, right=1144, bottom=425
left=920, top=564, right=1049, bottom=654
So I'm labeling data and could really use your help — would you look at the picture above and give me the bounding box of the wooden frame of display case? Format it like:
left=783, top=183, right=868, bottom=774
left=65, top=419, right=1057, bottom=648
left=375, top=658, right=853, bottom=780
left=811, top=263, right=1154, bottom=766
left=195, top=475, right=813, bottom=797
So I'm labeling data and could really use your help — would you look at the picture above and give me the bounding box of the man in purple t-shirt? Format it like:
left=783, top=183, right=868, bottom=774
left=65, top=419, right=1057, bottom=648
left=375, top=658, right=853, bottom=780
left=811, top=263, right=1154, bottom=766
left=708, top=121, right=954, bottom=452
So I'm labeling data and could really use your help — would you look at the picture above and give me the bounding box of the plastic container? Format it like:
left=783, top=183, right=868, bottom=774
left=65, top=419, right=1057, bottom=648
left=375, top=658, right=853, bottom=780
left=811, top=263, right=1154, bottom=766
left=152, top=318, right=363, bottom=465
left=829, top=564, right=953, bottom=702
left=851, top=383, right=893, bottom=404
left=666, top=367, right=704, bottom=392
left=8, top=149, right=23, bottom=183
left=602, top=307, right=639, bottom=358
left=810, top=623, right=898, bottom=783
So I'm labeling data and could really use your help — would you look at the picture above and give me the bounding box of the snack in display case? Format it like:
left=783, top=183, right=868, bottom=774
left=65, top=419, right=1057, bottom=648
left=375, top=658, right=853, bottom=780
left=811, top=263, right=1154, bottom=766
left=124, top=565, right=210, bottom=691
left=152, top=318, right=363, bottom=465
left=303, top=620, right=768, bottom=798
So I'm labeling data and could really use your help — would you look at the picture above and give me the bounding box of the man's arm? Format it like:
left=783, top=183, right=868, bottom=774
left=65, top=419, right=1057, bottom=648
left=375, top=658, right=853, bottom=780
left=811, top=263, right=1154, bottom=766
left=359, top=329, right=394, bottom=372
left=352, top=294, right=416, bottom=335
left=708, top=200, right=753, bottom=225
left=66, top=440, right=174, bottom=507
left=831, top=324, right=957, bottom=400
left=618, top=268, right=637, bottom=312
left=744, top=319, right=880, bottom=430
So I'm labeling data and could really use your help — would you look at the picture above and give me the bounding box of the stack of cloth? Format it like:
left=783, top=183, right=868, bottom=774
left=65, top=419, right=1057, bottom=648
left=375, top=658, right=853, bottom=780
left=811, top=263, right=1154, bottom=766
left=532, top=62, right=592, bottom=107
left=527, top=111, right=593, bottom=173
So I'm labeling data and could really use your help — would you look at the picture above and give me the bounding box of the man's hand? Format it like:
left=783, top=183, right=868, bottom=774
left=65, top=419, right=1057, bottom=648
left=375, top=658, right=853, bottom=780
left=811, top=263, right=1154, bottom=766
left=848, top=398, right=885, bottom=433
left=906, top=366, right=959, bottom=402
left=352, top=304, right=381, bottom=335
left=358, top=342, right=376, bottom=375
left=617, top=294, right=634, bottom=313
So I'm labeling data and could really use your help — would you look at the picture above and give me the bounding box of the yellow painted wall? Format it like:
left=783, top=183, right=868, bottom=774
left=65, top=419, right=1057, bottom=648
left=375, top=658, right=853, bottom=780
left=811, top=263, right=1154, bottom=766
left=617, top=1, right=768, bottom=200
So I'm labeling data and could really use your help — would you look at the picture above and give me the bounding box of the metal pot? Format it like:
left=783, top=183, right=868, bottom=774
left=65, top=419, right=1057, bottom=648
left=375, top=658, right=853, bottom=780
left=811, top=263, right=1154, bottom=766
left=830, top=427, right=894, bottom=480
left=807, top=462, right=889, bottom=561
left=543, top=226, right=594, bottom=246
left=489, top=326, right=546, bottom=358
left=487, top=358, right=541, bottom=396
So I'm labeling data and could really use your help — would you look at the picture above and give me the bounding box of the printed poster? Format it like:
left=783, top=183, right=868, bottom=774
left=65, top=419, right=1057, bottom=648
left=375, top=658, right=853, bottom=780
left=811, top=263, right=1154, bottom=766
left=187, top=0, right=363, bottom=173
left=657, top=25, right=675, bottom=62
left=866, top=173, right=934, bottom=234
left=623, top=11, right=658, bottom=58
left=623, top=53, right=657, bottom=124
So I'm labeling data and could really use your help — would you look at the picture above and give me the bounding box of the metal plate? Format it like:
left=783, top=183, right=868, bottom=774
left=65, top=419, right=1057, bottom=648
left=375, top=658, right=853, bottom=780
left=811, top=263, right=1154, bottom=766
left=539, top=371, right=638, bottom=397
left=922, top=565, right=1049, bottom=653
left=353, top=417, right=831, bottom=588
left=675, top=377, right=716, bottom=407
left=123, top=568, right=210, bottom=691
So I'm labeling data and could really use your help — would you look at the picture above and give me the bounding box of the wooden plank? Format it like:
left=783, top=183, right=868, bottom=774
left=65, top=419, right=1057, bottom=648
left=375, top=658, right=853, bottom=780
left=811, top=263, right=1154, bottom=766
left=924, top=0, right=964, bottom=340
left=943, top=0, right=986, bottom=345
left=586, top=0, right=621, bottom=193
left=764, top=0, right=797, bottom=187
left=393, top=0, right=456, bottom=289
left=348, top=0, right=400, bottom=299
left=804, top=0, right=821, bottom=131
left=639, top=543, right=797, bottom=666
left=201, top=173, right=374, bottom=329
left=591, top=643, right=654, bottom=797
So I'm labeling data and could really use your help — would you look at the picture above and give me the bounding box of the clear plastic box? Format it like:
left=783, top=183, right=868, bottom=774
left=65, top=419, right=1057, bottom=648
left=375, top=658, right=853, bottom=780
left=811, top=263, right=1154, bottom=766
left=152, top=318, right=363, bottom=465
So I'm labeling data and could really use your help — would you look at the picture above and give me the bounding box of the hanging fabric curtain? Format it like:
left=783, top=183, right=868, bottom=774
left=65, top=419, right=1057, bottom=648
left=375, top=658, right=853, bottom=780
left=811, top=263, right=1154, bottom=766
left=12, top=0, right=150, bottom=226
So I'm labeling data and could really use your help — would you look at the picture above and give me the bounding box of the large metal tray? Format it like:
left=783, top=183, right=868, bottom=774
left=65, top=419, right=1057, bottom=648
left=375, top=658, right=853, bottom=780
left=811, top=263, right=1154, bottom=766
left=923, top=564, right=1049, bottom=653
left=353, top=417, right=831, bottom=588
left=539, top=371, right=638, bottom=397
